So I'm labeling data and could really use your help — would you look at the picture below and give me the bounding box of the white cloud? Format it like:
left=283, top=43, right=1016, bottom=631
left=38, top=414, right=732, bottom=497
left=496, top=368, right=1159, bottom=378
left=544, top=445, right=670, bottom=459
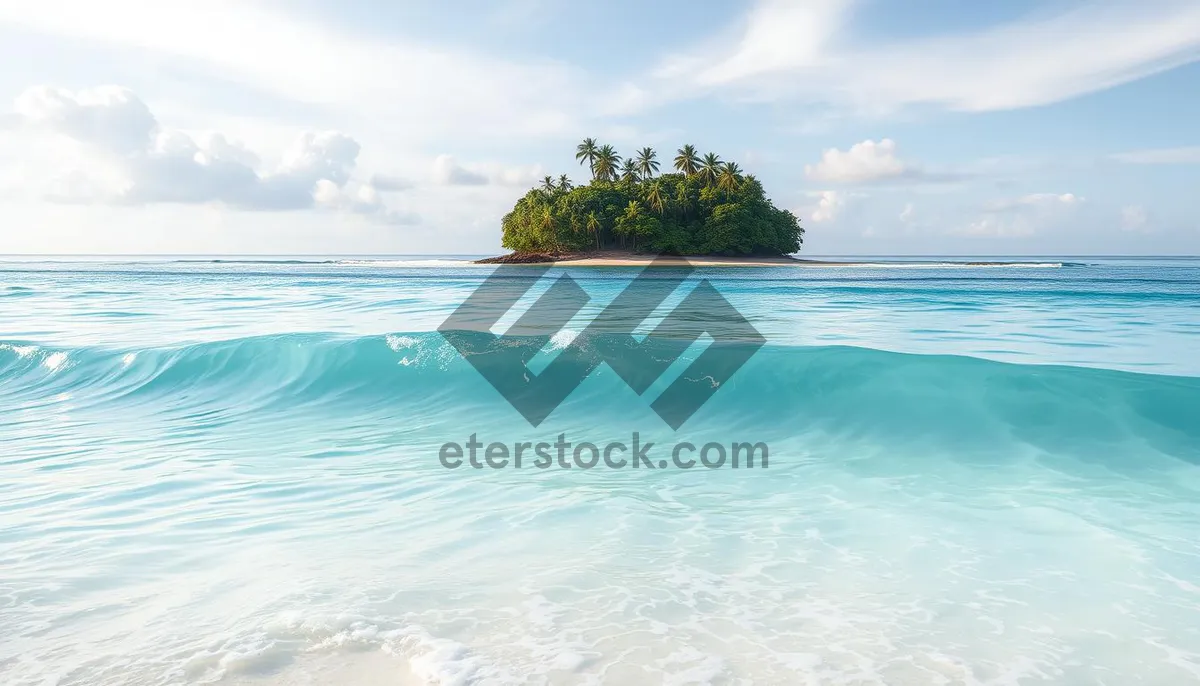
left=1111, top=146, right=1200, bottom=164
left=678, top=0, right=849, bottom=87
left=0, top=0, right=590, bottom=143
left=314, top=180, right=419, bottom=226
left=431, top=155, right=489, bottom=186
left=655, top=0, right=1200, bottom=114
left=983, top=193, right=1081, bottom=212
left=805, top=139, right=909, bottom=183
left=958, top=192, right=1083, bottom=237
left=956, top=214, right=1037, bottom=238
left=899, top=202, right=915, bottom=223
left=431, top=154, right=545, bottom=187
left=0, top=3, right=1195, bottom=256
left=4, top=85, right=415, bottom=223
left=16, top=85, right=155, bottom=154
left=807, top=190, right=845, bottom=223
left=488, top=163, right=546, bottom=187
left=277, top=132, right=360, bottom=187
left=369, top=173, right=414, bottom=192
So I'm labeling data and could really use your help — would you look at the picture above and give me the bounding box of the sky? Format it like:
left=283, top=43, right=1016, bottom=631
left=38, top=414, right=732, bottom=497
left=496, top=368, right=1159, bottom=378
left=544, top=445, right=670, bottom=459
left=0, top=0, right=1197, bottom=256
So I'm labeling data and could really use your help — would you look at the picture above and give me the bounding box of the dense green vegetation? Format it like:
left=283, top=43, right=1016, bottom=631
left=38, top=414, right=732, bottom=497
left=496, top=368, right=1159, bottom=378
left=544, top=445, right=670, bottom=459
left=500, top=140, right=803, bottom=256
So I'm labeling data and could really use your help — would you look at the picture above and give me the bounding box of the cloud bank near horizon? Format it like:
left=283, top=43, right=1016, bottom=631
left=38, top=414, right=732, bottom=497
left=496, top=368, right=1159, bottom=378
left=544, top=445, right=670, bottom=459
left=0, top=0, right=1196, bottom=254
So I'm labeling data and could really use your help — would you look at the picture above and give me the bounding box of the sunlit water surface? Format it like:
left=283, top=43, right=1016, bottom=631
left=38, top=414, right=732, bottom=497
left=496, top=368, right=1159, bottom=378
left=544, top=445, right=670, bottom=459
left=2, top=256, right=1199, bottom=685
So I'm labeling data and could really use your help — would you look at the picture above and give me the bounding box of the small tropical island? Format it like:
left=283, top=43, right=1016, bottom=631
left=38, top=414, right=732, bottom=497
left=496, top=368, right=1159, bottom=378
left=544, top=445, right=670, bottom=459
left=480, top=140, right=804, bottom=265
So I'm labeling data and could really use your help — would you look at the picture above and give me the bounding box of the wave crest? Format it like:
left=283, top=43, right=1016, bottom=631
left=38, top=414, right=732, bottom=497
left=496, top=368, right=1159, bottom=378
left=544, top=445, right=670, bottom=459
left=3, top=334, right=1198, bottom=466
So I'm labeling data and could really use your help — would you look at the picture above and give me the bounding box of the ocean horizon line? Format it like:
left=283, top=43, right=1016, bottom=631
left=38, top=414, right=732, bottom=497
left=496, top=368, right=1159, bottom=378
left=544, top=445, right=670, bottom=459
left=3, top=252, right=1200, bottom=258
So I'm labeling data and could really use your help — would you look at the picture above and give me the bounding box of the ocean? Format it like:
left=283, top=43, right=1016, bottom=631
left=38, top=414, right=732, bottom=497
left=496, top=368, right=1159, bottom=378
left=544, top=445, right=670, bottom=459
left=2, top=256, right=1199, bottom=685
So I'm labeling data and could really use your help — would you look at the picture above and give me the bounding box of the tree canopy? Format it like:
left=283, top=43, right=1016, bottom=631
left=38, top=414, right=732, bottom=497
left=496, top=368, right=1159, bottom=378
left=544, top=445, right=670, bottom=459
left=500, top=141, right=803, bottom=256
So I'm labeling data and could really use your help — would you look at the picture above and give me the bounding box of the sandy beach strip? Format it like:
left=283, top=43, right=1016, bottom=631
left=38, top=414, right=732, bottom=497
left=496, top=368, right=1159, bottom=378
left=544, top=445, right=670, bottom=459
left=471, top=252, right=1034, bottom=267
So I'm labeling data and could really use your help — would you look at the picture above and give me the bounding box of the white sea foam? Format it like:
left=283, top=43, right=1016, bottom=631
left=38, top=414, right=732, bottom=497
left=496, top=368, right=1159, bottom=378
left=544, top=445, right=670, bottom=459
left=547, top=328, right=579, bottom=350
left=4, top=258, right=1200, bottom=686
left=833, top=261, right=1064, bottom=268
left=0, top=343, right=38, bottom=358
left=336, top=259, right=482, bottom=268
left=42, top=351, right=67, bottom=371
left=386, top=334, right=420, bottom=351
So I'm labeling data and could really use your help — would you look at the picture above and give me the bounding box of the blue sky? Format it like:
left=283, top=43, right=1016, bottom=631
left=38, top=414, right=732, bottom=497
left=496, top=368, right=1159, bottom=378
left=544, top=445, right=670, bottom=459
left=0, top=0, right=1197, bottom=255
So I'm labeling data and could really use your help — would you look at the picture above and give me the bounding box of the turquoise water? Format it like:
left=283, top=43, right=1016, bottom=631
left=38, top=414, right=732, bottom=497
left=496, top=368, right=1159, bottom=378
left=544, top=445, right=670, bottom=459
left=2, top=256, right=1200, bottom=685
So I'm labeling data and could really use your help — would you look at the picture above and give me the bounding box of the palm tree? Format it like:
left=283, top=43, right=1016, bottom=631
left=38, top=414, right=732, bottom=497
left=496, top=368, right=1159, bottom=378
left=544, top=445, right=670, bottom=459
left=557, top=174, right=573, bottom=192
left=635, top=147, right=659, bottom=179
left=699, top=152, right=722, bottom=186
left=540, top=175, right=556, bottom=193
left=575, top=138, right=599, bottom=179
left=621, top=200, right=645, bottom=250
left=619, top=159, right=639, bottom=183
left=674, top=144, right=700, bottom=176
left=539, top=205, right=557, bottom=247
left=645, top=181, right=665, bottom=215
left=717, top=161, right=744, bottom=192
left=674, top=183, right=692, bottom=220
left=592, top=144, right=620, bottom=182
left=586, top=211, right=601, bottom=250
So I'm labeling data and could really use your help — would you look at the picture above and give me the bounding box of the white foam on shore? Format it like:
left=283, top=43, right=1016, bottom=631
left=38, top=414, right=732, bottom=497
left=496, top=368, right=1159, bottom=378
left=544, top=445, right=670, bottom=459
left=830, top=261, right=1064, bottom=268
left=335, top=259, right=481, bottom=268
left=329, top=257, right=1065, bottom=269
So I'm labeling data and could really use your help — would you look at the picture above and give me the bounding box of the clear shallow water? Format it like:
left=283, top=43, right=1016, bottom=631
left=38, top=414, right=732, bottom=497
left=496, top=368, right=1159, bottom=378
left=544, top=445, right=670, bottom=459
left=2, top=256, right=1199, bottom=685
